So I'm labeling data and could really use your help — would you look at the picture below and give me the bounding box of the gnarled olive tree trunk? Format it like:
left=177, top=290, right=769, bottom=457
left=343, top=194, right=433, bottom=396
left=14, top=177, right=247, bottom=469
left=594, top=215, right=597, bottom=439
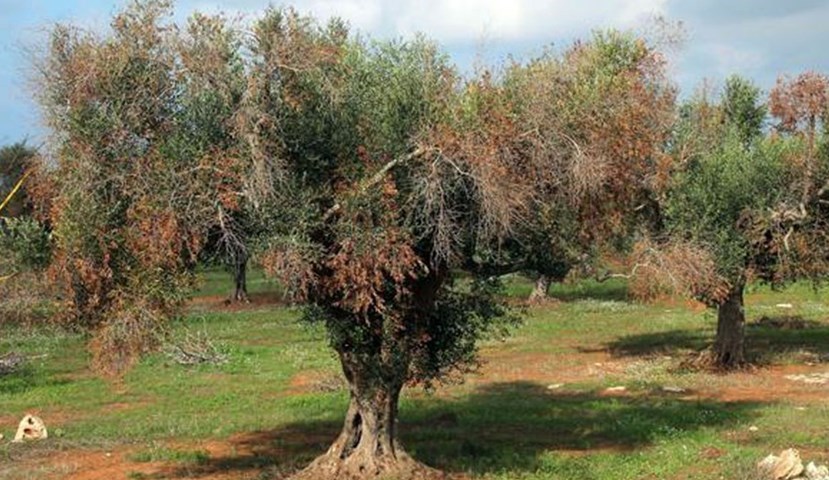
left=528, top=274, right=551, bottom=303
left=294, top=351, right=441, bottom=480
left=230, top=253, right=249, bottom=303
left=713, top=283, right=746, bottom=368
left=294, top=271, right=447, bottom=480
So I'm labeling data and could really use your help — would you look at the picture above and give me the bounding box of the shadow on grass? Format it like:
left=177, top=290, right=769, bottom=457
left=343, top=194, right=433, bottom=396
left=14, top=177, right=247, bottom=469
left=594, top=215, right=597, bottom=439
left=607, top=329, right=709, bottom=357
left=0, top=366, right=74, bottom=396
left=607, top=316, right=829, bottom=362
left=166, top=381, right=760, bottom=478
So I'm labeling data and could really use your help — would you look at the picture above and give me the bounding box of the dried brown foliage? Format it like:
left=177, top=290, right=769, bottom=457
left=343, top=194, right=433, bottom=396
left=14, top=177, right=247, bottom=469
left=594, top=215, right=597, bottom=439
left=627, top=237, right=730, bottom=306
left=506, top=32, right=676, bottom=250
left=34, top=1, right=246, bottom=374
left=416, top=74, right=533, bottom=263
left=769, top=72, right=829, bottom=207
left=770, top=72, right=829, bottom=134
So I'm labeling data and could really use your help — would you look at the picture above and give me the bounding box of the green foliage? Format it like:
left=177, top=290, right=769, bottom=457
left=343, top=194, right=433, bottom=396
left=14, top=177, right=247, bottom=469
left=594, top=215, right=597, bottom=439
left=0, top=217, right=52, bottom=273
left=409, top=277, right=521, bottom=386
left=666, top=132, right=794, bottom=282
left=722, top=75, right=767, bottom=146
left=0, top=141, right=37, bottom=218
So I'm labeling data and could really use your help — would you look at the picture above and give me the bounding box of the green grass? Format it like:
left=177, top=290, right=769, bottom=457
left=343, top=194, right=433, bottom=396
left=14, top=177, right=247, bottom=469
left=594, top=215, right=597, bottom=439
left=191, top=265, right=281, bottom=299
left=1, top=271, right=828, bottom=479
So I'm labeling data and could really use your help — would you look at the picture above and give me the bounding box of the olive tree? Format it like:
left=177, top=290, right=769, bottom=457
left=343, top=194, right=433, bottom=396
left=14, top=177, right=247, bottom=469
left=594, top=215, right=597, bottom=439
left=639, top=75, right=829, bottom=369
left=665, top=132, right=792, bottom=367
left=35, top=0, right=245, bottom=373
left=238, top=13, right=685, bottom=475
left=498, top=31, right=676, bottom=301
left=239, top=9, right=530, bottom=477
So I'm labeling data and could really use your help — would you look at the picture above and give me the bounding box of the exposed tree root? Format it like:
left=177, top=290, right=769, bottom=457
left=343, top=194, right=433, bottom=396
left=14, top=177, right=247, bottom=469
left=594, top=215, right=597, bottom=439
left=290, top=392, right=446, bottom=480
left=678, top=349, right=757, bottom=373
left=290, top=447, right=445, bottom=480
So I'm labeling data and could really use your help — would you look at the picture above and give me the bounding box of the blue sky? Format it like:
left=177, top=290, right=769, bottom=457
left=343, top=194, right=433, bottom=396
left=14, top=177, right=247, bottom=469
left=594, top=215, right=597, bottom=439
left=2, top=0, right=829, bottom=144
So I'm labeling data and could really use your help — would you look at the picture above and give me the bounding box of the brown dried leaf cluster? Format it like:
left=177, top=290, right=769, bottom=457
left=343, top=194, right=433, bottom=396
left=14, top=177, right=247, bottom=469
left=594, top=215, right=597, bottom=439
left=770, top=72, right=829, bottom=134
left=627, top=238, right=730, bottom=306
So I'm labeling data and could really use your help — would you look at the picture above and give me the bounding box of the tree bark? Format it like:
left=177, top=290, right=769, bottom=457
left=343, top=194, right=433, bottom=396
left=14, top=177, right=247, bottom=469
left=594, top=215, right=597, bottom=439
left=528, top=274, right=551, bottom=303
left=230, top=254, right=249, bottom=303
left=713, top=283, right=746, bottom=369
left=292, top=353, right=442, bottom=480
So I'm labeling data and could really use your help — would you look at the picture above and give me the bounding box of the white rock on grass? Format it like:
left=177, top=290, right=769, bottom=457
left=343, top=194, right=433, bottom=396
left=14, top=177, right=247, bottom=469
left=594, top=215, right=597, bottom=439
left=784, top=373, right=829, bottom=385
left=805, top=461, right=829, bottom=480
left=758, top=450, right=829, bottom=480
left=757, top=449, right=803, bottom=480
left=12, top=415, right=48, bottom=443
left=758, top=454, right=778, bottom=473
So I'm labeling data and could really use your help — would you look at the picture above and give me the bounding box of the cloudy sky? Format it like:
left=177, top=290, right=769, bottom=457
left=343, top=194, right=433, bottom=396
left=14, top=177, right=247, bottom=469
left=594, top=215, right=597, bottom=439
left=1, top=0, right=828, bottom=144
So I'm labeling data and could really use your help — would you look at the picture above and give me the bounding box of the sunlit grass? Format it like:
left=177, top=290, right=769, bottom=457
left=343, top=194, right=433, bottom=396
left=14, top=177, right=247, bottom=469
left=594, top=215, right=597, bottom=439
left=1, top=270, right=828, bottom=479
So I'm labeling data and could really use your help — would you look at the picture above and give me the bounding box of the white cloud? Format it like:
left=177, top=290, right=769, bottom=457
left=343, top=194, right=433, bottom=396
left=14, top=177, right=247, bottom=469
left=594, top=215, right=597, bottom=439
left=708, top=43, right=766, bottom=75
left=182, top=0, right=668, bottom=44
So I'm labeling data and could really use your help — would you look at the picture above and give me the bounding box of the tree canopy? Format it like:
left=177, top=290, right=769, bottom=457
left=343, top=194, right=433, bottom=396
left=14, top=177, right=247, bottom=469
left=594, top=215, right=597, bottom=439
left=27, top=0, right=829, bottom=477
left=631, top=75, right=829, bottom=368
left=36, top=1, right=246, bottom=373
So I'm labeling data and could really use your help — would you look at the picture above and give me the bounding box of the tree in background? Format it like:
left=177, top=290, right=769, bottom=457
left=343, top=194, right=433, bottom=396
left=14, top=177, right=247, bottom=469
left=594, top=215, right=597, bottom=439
left=664, top=132, right=792, bottom=367
left=35, top=1, right=245, bottom=374
left=0, top=141, right=38, bottom=218
left=500, top=31, right=675, bottom=301
left=201, top=211, right=253, bottom=303
left=722, top=74, right=767, bottom=147
left=632, top=74, right=829, bottom=369
left=0, top=142, right=57, bottom=325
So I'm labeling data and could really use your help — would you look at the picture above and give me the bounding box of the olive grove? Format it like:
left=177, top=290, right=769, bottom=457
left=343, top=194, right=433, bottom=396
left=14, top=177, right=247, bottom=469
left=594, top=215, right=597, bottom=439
left=29, top=0, right=829, bottom=478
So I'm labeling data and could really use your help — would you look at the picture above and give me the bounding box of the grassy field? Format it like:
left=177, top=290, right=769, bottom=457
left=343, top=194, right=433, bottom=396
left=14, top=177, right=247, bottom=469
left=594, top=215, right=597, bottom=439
left=1, top=271, right=829, bottom=479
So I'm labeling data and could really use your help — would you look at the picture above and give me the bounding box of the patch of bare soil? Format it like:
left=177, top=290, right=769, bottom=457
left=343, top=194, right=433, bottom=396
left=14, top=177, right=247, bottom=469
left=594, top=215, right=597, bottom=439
left=286, top=370, right=347, bottom=395
left=31, top=440, right=258, bottom=480
left=472, top=348, right=641, bottom=388
left=696, top=364, right=829, bottom=403
left=43, top=448, right=162, bottom=480
left=475, top=335, right=829, bottom=405
left=33, top=430, right=469, bottom=480
left=188, top=292, right=285, bottom=313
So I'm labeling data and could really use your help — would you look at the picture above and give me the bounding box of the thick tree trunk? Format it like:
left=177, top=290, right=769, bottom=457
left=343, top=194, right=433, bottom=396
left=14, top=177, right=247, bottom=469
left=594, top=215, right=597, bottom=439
left=292, top=355, right=442, bottom=480
left=230, top=254, right=249, bottom=303
left=528, top=274, right=551, bottom=303
left=713, top=283, right=746, bottom=369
